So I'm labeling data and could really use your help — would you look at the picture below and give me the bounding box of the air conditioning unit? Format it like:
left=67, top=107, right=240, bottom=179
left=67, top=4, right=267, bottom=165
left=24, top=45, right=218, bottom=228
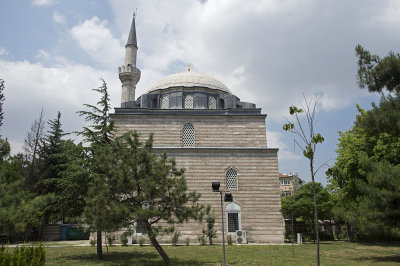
left=236, top=230, right=247, bottom=244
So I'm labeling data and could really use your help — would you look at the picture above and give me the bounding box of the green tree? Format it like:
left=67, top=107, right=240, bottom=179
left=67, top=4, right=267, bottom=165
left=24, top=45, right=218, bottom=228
left=202, top=208, right=217, bottom=245
left=283, top=95, right=325, bottom=266
left=281, top=183, right=333, bottom=241
left=56, top=140, right=90, bottom=222
left=114, top=131, right=206, bottom=265
left=0, top=150, right=49, bottom=242
left=327, top=97, right=400, bottom=240
left=76, top=79, right=117, bottom=260
left=37, top=112, right=66, bottom=222
left=356, top=44, right=400, bottom=94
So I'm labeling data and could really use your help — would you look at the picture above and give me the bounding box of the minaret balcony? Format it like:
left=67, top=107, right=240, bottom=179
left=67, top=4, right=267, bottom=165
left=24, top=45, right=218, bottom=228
left=118, top=65, right=141, bottom=76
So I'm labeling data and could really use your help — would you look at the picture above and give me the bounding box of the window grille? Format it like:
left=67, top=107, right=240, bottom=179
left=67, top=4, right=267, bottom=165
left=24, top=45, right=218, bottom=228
left=161, top=95, right=169, bottom=109
left=227, top=213, right=239, bottom=232
left=226, top=168, right=238, bottom=189
left=184, top=95, right=194, bottom=109
left=182, top=123, right=195, bottom=147
left=209, top=96, right=216, bottom=109
left=281, top=178, right=290, bottom=185
left=136, top=220, right=147, bottom=234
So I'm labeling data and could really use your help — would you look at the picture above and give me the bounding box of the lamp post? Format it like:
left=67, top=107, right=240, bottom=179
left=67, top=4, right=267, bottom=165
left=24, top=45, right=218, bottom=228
left=212, top=182, right=233, bottom=266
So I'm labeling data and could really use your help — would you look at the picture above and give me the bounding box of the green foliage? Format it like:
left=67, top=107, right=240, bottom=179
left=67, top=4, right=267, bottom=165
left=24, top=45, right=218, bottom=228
left=120, top=235, right=128, bottom=246
left=0, top=152, right=49, bottom=242
left=89, top=238, right=96, bottom=247
left=77, top=79, right=114, bottom=146
left=197, top=234, right=206, bottom=245
left=328, top=95, right=400, bottom=239
left=201, top=210, right=217, bottom=245
left=106, top=234, right=115, bottom=246
left=75, top=79, right=118, bottom=260
left=171, top=230, right=181, bottom=246
left=356, top=44, right=400, bottom=94
left=283, top=95, right=324, bottom=264
left=138, top=237, right=145, bottom=247
left=227, top=235, right=233, bottom=245
left=0, top=245, right=45, bottom=266
left=281, top=182, right=333, bottom=240
left=108, top=131, right=206, bottom=264
left=56, top=141, right=90, bottom=221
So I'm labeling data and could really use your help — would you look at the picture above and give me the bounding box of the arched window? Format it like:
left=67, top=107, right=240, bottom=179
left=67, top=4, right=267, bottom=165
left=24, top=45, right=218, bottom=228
left=209, top=96, right=216, bottom=109
left=226, top=202, right=241, bottom=233
left=226, top=168, right=238, bottom=189
left=161, top=95, right=169, bottom=109
left=184, top=95, right=194, bottom=109
left=182, top=123, right=195, bottom=147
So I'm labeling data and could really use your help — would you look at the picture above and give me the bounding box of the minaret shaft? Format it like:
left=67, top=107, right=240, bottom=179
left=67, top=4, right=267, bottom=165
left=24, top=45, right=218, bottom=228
left=119, top=14, right=141, bottom=106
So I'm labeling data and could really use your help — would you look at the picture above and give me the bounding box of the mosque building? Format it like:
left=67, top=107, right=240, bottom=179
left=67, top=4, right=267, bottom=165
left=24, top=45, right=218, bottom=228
left=110, top=15, right=284, bottom=244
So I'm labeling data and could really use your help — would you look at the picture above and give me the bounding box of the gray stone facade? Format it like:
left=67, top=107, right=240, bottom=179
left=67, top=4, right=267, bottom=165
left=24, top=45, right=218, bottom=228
left=107, top=14, right=285, bottom=244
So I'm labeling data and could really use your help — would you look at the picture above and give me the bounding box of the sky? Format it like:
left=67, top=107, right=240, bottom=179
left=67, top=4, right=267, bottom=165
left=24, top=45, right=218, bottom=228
left=1, top=0, right=399, bottom=185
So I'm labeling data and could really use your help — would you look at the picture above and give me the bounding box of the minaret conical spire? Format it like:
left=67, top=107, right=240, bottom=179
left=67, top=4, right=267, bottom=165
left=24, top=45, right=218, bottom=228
left=126, top=13, right=138, bottom=47
left=119, top=12, right=141, bottom=107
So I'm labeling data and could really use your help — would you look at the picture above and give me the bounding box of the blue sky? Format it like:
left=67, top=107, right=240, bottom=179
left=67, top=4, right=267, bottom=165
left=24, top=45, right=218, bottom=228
left=1, top=0, right=399, bottom=185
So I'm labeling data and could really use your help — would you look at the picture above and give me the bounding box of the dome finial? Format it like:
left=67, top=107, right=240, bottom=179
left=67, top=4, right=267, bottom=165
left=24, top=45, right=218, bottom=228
left=187, top=63, right=191, bottom=72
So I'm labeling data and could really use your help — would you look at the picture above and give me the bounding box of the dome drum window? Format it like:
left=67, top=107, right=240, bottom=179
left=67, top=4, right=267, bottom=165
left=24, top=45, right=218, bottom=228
left=182, top=123, right=195, bottom=147
left=226, top=168, right=238, bottom=189
left=209, top=96, right=216, bottom=109
left=161, top=95, right=169, bottom=109
left=184, top=95, right=194, bottom=109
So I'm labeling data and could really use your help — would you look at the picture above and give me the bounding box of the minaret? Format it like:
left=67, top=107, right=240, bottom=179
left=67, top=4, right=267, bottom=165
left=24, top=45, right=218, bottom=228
left=119, top=13, right=141, bottom=106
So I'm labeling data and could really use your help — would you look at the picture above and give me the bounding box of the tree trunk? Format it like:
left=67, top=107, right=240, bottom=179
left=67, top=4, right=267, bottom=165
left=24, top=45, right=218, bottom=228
left=310, top=160, right=320, bottom=266
left=345, top=221, right=351, bottom=242
left=97, top=230, right=103, bottom=260
left=145, top=221, right=171, bottom=265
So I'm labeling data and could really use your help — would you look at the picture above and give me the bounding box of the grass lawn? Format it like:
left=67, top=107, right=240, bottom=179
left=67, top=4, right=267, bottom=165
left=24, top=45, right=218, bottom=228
left=39, top=241, right=400, bottom=265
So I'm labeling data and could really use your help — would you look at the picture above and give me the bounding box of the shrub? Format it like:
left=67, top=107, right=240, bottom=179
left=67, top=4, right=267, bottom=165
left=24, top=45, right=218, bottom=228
left=319, top=232, right=334, bottom=241
left=171, top=230, right=181, bottom=246
left=227, top=235, right=233, bottom=245
left=89, top=238, right=96, bottom=247
left=106, top=234, right=115, bottom=246
left=185, top=237, right=190, bottom=246
left=0, top=245, right=45, bottom=266
left=138, top=237, right=145, bottom=247
left=120, top=234, right=128, bottom=246
left=198, top=234, right=206, bottom=245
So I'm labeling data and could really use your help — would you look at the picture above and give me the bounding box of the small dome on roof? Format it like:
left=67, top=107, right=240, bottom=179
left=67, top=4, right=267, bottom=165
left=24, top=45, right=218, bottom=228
left=147, top=72, right=231, bottom=94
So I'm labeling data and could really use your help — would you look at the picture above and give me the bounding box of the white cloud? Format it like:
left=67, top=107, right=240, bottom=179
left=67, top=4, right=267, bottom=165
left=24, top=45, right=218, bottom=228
left=0, top=57, right=121, bottom=153
left=36, top=49, right=50, bottom=60
left=267, top=130, right=301, bottom=161
left=0, top=47, right=8, bottom=56
left=53, top=11, right=66, bottom=25
left=70, top=16, right=124, bottom=67
left=109, top=0, right=392, bottom=123
left=32, top=0, right=54, bottom=6
left=378, top=0, right=400, bottom=26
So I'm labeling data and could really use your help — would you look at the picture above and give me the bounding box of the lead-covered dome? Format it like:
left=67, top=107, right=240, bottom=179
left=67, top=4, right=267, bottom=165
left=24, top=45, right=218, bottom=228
left=147, top=72, right=231, bottom=94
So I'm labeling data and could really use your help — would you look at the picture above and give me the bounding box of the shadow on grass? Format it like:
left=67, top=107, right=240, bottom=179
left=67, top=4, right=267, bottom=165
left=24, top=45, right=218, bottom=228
left=355, top=241, right=400, bottom=248
left=58, top=249, right=212, bottom=265
left=355, top=255, right=400, bottom=263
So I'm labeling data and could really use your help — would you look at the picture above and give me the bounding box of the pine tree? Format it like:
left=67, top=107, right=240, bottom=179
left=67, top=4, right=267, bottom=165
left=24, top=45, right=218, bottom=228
left=114, top=131, right=206, bottom=265
left=76, top=79, right=116, bottom=260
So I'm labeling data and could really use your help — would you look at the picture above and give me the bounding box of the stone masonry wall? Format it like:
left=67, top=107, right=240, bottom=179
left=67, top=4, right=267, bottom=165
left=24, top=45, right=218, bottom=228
left=112, top=114, right=268, bottom=148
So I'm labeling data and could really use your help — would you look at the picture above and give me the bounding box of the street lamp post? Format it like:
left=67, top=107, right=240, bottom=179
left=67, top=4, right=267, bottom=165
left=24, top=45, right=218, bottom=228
left=212, top=182, right=233, bottom=266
